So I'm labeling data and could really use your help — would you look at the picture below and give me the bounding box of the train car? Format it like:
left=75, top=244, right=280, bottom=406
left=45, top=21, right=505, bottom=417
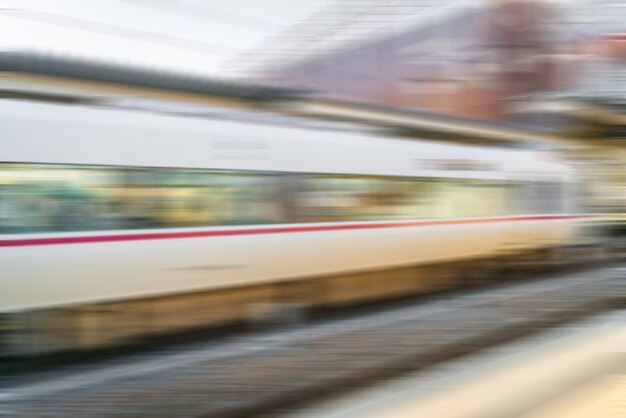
left=0, top=99, right=583, bottom=355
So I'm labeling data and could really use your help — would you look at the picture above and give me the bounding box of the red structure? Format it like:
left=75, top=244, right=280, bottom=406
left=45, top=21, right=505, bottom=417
left=261, top=1, right=568, bottom=122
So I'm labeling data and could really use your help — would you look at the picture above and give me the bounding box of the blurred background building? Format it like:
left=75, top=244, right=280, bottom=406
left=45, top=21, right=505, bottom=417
left=230, top=0, right=625, bottom=124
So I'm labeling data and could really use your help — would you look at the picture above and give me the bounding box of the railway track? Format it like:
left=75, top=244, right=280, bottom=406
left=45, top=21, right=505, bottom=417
left=1, top=264, right=624, bottom=418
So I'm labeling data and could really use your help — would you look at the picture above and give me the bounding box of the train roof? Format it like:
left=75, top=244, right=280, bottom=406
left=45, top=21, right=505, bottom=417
left=0, top=98, right=571, bottom=180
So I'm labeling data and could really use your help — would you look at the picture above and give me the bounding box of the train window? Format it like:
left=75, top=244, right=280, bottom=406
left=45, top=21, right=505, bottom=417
left=531, top=181, right=566, bottom=214
left=459, top=181, right=508, bottom=218
left=0, top=163, right=514, bottom=233
left=428, top=181, right=465, bottom=218
left=296, top=176, right=380, bottom=222
left=508, top=182, right=533, bottom=215
left=110, top=169, right=226, bottom=228
left=0, top=164, right=284, bottom=233
left=385, top=179, right=443, bottom=219
left=0, top=164, right=112, bottom=233
left=296, top=175, right=450, bottom=222
left=397, top=179, right=446, bottom=219
left=215, top=174, right=283, bottom=225
left=507, top=181, right=566, bottom=215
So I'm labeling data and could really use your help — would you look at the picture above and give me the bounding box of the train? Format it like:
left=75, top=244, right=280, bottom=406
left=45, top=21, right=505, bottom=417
left=0, top=98, right=589, bottom=356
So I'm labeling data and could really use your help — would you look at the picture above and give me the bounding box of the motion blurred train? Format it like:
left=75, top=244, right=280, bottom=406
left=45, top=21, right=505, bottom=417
left=0, top=99, right=587, bottom=355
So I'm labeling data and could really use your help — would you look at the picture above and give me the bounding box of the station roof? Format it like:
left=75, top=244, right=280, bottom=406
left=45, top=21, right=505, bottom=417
left=514, top=93, right=626, bottom=143
left=0, top=51, right=305, bottom=104
left=273, top=97, right=572, bottom=146
left=0, top=50, right=576, bottom=147
left=517, top=93, right=626, bottom=121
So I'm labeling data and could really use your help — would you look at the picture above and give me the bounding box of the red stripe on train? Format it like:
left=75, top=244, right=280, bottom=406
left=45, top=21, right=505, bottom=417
left=0, top=215, right=581, bottom=247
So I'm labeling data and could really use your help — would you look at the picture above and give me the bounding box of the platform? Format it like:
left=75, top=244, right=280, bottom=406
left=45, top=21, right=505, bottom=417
left=282, top=310, right=626, bottom=418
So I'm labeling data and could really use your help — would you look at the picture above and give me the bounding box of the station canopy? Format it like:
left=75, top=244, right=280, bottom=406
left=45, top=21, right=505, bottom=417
left=0, top=50, right=575, bottom=148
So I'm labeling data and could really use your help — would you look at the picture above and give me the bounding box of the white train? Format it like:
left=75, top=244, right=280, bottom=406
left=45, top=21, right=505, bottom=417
left=0, top=99, right=584, bottom=355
